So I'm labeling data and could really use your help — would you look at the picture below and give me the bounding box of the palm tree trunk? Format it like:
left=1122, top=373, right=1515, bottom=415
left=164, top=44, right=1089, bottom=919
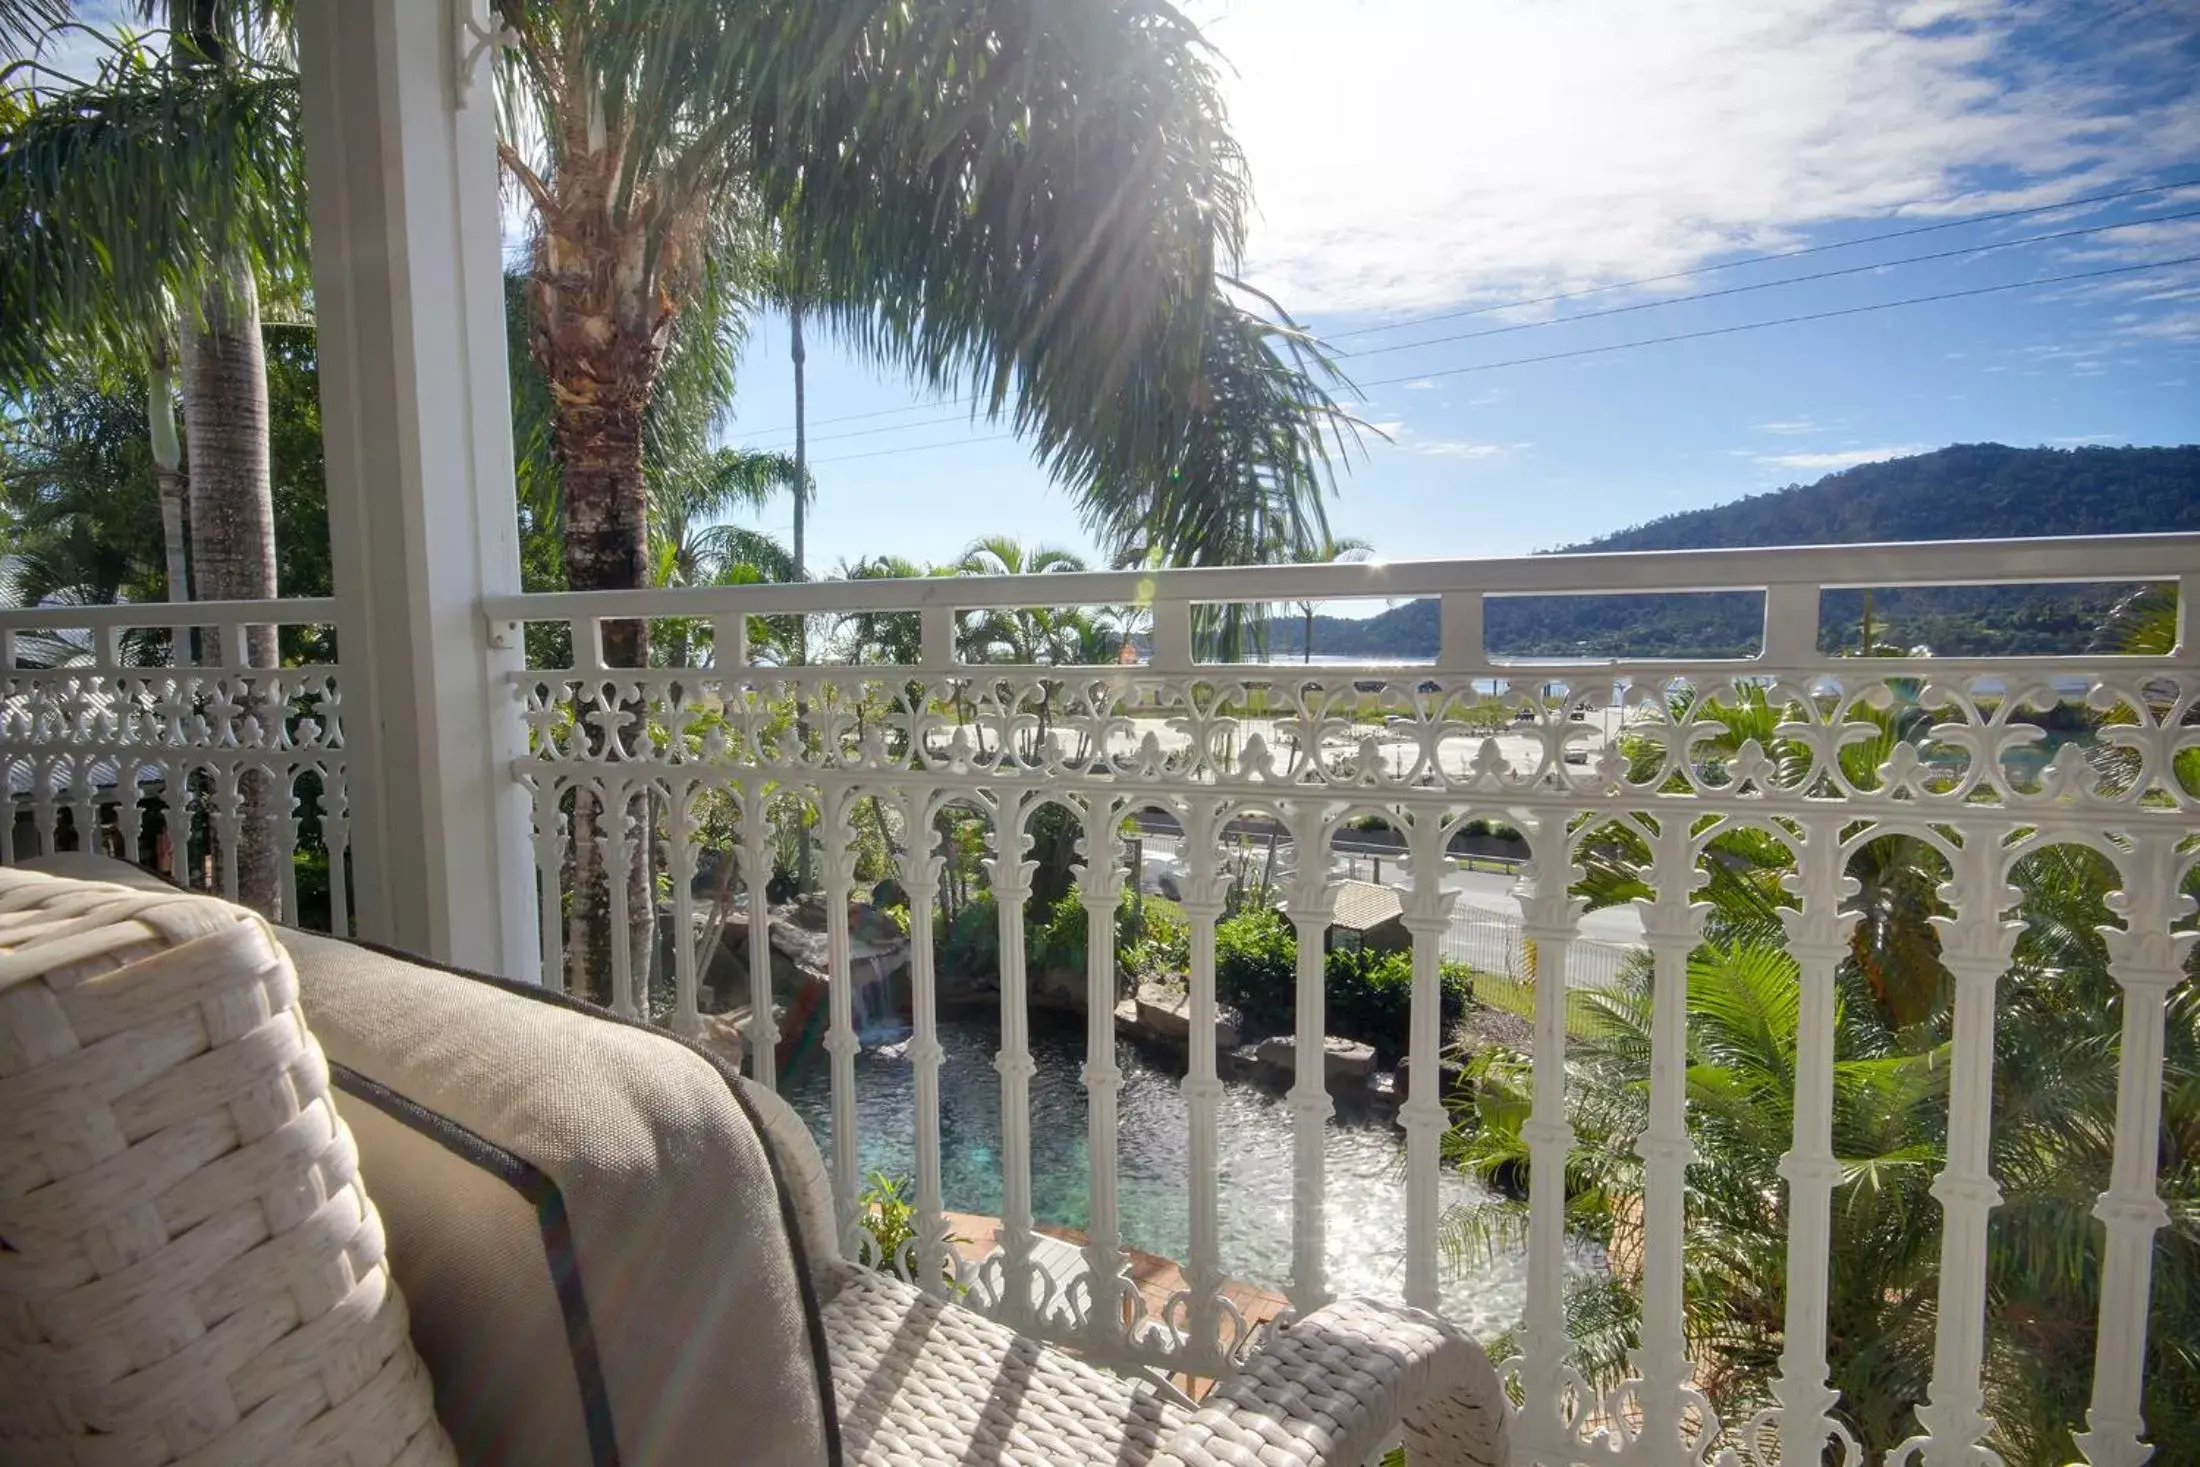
left=790, top=302, right=813, bottom=896
left=535, top=268, right=660, bottom=1001
left=180, top=260, right=281, bottom=915
left=147, top=355, right=191, bottom=659
left=790, top=303, right=807, bottom=589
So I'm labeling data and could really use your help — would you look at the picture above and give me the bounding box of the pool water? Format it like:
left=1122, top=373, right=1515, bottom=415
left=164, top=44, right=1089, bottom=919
left=781, top=1007, right=1541, bottom=1336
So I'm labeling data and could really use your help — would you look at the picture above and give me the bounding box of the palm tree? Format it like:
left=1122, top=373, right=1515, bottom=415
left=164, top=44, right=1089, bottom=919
left=836, top=554, right=937, bottom=667
left=1, top=10, right=306, bottom=912
left=0, top=0, right=63, bottom=56
left=1065, top=282, right=1361, bottom=600
left=488, top=0, right=1340, bottom=657
left=954, top=536, right=1090, bottom=666
left=650, top=448, right=805, bottom=669
left=651, top=448, right=807, bottom=582
left=1290, top=532, right=1372, bottom=662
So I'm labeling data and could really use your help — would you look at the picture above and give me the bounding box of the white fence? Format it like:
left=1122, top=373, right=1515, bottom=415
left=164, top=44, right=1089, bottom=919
left=6, top=534, right=2197, bottom=1467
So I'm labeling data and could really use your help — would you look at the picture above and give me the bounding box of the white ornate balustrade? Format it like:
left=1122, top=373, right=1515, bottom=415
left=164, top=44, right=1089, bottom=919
left=0, top=600, right=351, bottom=930
left=5, top=535, right=2196, bottom=1466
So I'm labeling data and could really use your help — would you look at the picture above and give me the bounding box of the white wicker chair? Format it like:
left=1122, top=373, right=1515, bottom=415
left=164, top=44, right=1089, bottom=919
left=745, top=1085, right=1513, bottom=1467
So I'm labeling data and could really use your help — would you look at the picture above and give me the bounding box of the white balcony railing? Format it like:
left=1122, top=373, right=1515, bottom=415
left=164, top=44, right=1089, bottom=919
left=6, top=535, right=2196, bottom=1467
left=0, top=598, right=350, bottom=930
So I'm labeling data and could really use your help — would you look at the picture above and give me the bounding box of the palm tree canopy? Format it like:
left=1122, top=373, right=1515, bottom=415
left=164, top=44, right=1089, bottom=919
left=1061, top=283, right=1359, bottom=568
left=0, top=22, right=304, bottom=389
left=492, top=0, right=1346, bottom=571
left=955, top=535, right=1088, bottom=579
left=496, top=0, right=1236, bottom=399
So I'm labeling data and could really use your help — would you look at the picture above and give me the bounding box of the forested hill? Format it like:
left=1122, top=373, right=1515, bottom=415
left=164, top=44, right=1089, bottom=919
left=1285, top=444, right=2200, bottom=660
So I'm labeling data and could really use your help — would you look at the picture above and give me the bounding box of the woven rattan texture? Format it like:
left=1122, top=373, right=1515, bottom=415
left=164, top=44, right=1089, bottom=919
left=820, top=1260, right=1510, bottom=1467
left=0, top=869, right=455, bottom=1467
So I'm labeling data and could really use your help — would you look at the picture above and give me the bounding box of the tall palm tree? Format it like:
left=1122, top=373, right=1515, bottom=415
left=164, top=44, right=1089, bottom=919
left=1290, top=532, right=1372, bottom=662
left=488, top=0, right=1338, bottom=655
left=0, top=10, right=306, bottom=911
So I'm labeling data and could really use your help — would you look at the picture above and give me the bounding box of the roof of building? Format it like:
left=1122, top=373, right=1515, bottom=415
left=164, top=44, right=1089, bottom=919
left=1328, top=880, right=1405, bottom=931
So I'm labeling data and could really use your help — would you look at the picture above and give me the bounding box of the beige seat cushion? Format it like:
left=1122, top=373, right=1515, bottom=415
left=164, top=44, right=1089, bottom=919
left=281, top=929, right=841, bottom=1467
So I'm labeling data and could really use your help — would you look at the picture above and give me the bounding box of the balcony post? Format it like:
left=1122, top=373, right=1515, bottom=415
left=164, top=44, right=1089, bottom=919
left=293, top=0, right=536, bottom=977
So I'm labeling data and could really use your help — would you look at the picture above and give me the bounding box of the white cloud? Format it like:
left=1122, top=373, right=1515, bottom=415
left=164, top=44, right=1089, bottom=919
left=1754, top=419, right=1823, bottom=435
left=2047, top=434, right=2124, bottom=445
left=1199, top=0, right=2200, bottom=313
left=1400, top=379, right=1438, bottom=391
left=1757, top=444, right=1932, bottom=471
left=2117, top=311, right=2200, bottom=343
left=1412, top=438, right=1513, bottom=460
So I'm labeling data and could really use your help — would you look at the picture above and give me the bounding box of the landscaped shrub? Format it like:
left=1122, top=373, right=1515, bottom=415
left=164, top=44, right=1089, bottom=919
left=1217, top=905, right=1479, bottom=1056
left=941, top=888, right=1193, bottom=993
left=1119, top=896, right=1190, bottom=986
left=1324, top=949, right=1477, bottom=1060
left=1215, top=905, right=1298, bottom=1028
left=941, top=891, right=1000, bottom=975
left=1028, top=893, right=1090, bottom=973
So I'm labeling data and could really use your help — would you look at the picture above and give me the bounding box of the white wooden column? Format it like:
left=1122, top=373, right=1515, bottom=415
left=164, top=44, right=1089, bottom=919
left=1076, top=798, right=1130, bottom=1354
left=987, top=803, right=1043, bottom=1329
left=1175, top=799, right=1231, bottom=1369
left=1280, top=814, right=1339, bottom=1320
left=819, top=786, right=864, bottom=1258
left=295, top=0, right=536, bottom=977
left=1771, top=817, right=1861, bottom=1467
left=1399, top=819, right=1460, bottom=1316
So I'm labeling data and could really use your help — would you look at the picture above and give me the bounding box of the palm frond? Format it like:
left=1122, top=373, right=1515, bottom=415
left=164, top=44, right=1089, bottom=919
left=0, top=0, right=67, bottom=58
left=0, top=31, right=305, bottom=389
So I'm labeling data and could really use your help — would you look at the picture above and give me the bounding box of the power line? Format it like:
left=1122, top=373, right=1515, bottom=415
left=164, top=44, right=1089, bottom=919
left=1336, top=208, right=2200, bottom=362
left=736, top=182, right=2200, bottom=460
left=730, top=393, right=976, bottom=444
left=1352, top=253, right=2200, bottom=393
left=1325, top=173, right=2200, bottom=343
left=762, top=209, right=2200, bottom=455
left=811, top=431, right=1018, bottom=466
left=742, top=404, right=991, bottom=451
left=797, top=255, right=2197, bottom=464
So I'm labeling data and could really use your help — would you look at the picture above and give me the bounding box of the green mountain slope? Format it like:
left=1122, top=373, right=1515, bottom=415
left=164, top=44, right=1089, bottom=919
left=1287, top=444, right=2199, bottom=660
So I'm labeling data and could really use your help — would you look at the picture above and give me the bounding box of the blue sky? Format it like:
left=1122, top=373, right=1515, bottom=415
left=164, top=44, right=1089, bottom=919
left=718, top=0, right=2199, bottom=582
